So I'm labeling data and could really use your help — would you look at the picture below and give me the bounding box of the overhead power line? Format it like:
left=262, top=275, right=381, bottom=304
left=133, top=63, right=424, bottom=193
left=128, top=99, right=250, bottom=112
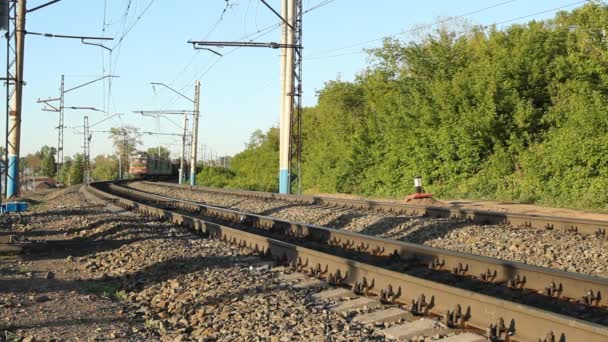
left=305, top=0, right=518, bottom=58
left=304, top=0, right=590, bottom=61
left=302, top=0, right=337, bottom=14
left=493, top=0, right=589, bottom=26
left=111, top=0, right=156, bottom=49
left=27, top=0, right=62, bottom=13
left=163, top=0, right=338, bottom=109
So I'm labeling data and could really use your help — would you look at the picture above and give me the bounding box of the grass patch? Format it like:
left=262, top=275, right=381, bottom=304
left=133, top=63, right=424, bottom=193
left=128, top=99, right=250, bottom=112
left=114, top=290, right=128, bottom=300
left=81, top=281, right=120, bottom=298
left=0, top=330, right=21, bottom=342
left=144, top=319, right=157, bottom=330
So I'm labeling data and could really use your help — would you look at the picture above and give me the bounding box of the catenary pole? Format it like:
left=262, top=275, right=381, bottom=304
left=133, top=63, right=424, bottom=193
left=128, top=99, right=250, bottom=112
left=179, top=113, right=188, bottom=184
left=190, top=81, right=200, bottom=186
left=57, top=75, right=64, bottom=174
left=6, top=0, right=26, bottom=198
left=278, top=0, right=292, bottom=194
left=186, top=0, right=303, bottom=194
left=83, top=116, right=89, bottom=184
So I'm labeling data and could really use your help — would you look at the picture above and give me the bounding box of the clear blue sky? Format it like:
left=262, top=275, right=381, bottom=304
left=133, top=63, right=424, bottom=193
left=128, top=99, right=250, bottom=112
left=1, top=0, right=589, bottom=160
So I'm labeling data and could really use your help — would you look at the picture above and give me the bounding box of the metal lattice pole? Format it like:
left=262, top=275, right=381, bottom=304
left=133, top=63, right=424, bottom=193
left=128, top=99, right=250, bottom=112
left=4, top=0, right=18, bottom=198
left=57, top=75, right=64, bottom=174
left=6, top=0, right=24, bottom=198
left=289, top=0, right=303, bottom=195
left=83, top=116, right=90, bottom=184
left=190, top=80, right=200, bottom=186
left=185, top=1, right=303, bottom=194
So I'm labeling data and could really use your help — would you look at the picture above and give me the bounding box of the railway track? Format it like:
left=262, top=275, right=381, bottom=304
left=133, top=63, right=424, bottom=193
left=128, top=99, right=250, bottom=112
left=143, top=181, right=608, bottom=237
left=86, top=180, right=608, bottom=342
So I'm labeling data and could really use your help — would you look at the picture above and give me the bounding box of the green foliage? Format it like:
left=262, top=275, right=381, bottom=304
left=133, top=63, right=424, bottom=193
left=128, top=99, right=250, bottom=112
left=144, top=319, right=157, bottom=330
left=194, top=128, right=279, bottom=191
left=17, top=145, right=56, bottom=177
left=202, top=3, right=608, bottom=210
left=57, top=157, right=72, bottom=185
left=40, top=147, right=57, bottom=177
left=196, top=166, right=235, bottom=188
left=82, top=281, right=119, bottom=298
left=146, top=146, right=171, bottom=159
left=228, top=128, right=280, bottom=192
left=69, top=154, right=85, bottom=185
left=109, top=126, right=142, bottom=172
left=91, top=155, right=119, bottom=181
left=114, top=290, right=128, bottom=300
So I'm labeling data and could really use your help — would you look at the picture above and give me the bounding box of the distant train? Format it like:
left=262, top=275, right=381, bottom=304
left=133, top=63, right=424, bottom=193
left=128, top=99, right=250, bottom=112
left=129, top=152, right=177, bottom=178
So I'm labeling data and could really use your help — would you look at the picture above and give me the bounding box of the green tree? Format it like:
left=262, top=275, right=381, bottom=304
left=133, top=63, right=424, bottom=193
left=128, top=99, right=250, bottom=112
left=57, top=157, right=73, bottom=185
left=69, top=154, right=85, bottom=185
left=146, top=146, right=171, bottom=159
left=109, top=126, right=142, bottom=175
left=194, top=3, right=608, bottom=210
left=91, top=154, right=119, bottom=181
left=24, top=153, right=41, bottom=173
left=228, top=128, right=279, bottom=192
left=196, top=166, right=235, bottom=188
left=40, top=147, right=57, bottom=177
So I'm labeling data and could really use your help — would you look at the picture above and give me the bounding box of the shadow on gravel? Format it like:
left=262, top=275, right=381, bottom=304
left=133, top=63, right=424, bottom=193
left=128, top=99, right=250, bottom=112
left=325, top=212, right=367, bottom=229
left=114, top=254, right=245, bottom=291
left=10, top=217, right=131, bottom=239
left=2, top=316, right=125, bottom=331
left=19, top=238, right=155, bottom=261
left=0, top=253, right=245, bottom=295
left=19, top=198, right=43, bottom=206
left=14, top=216, right=176, bottom=261
left=24, top=208, right=105, bottom=219
left=0, top=211, right=107, bottom=238
left=398, top=220, right=480, bottom=245
left=258, top=203, right=305, bottom=216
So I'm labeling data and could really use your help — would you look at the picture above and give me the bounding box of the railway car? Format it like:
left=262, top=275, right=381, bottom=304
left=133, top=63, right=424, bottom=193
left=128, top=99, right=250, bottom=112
left=129, top=152, right=174, bottom=178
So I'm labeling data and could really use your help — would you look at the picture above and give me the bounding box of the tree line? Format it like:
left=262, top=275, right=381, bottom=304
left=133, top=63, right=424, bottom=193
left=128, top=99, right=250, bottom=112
left=196, top=3, right=608, bottom=210
left=18, top=125, right=172, bottom=186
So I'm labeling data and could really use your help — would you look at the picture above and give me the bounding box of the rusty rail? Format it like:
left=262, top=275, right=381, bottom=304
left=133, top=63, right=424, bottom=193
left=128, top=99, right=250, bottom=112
left=144, top=181, right=608, bottom=236
left=86, top=181, right=608, bottom=342
left=111, top=182, right=608, bottom=307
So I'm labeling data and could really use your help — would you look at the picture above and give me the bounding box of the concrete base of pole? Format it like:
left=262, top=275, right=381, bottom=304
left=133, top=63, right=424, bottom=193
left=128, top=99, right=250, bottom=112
left=6, top=155, right=19, bottom=198
left=190, top=172, right=196, bottom=186
left=279, top=169, right=290, bottom=194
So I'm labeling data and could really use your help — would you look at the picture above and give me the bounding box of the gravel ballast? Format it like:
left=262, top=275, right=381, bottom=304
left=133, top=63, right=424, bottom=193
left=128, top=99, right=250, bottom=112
left=1, top=187, right=391, bottom=341
left=127, top=182, right=608, bottom=279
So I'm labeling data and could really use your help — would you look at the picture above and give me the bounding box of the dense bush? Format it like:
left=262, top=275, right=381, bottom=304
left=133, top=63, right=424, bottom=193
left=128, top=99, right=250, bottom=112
left=196, top=128, right=280, bottom=192
left=196, top=166, right=235, bottom=188
left=198, top=3, right=608, bottom=210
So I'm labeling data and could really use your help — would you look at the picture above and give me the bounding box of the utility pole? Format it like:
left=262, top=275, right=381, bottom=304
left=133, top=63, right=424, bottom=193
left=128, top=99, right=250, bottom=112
left=2, top=0, right=112, bottom=197
left=6, top=0, right=26, bottom=198
left=279, top=0, right=293, bottom=194
left=117, top=149, right=121, bottom=180
left=189, top=80, right=200, bottom=186
left=187, top=0, right=303, bottom=194
left=57, top=75, right=64, bottom=174
left=180, top=114, right=188, bottom=184
left=292, top=0, right=304, bottom=195
left=82, top=116, right=89, bottom=184
left=38, top=75, right=119, bottom=175
left=122, top=131, right=127, bottom=180
left=72, top=114, right=122, bottom=183
left=147, top=82, right=198, bottom=185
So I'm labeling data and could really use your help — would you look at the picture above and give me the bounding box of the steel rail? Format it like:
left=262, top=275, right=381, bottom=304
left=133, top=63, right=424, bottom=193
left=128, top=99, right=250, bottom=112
left=86, top=181, right=608, bottom=342
left=143, top=181, right=608, bottom=236
left=110, top=182, right=608, bottom=313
